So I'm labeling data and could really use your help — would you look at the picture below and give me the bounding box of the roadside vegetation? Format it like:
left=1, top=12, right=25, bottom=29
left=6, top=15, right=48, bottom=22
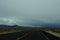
left=44, top=29, right=60, bottom=37
left=0, top=28, right=22, bottom=34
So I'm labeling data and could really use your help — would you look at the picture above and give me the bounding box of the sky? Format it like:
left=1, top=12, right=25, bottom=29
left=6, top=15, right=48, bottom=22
left=0, top=0, right=60, bottom=27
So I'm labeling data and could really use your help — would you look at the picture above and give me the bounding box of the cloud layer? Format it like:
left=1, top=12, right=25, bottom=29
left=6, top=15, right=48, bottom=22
left=0, top=0, right=60, bottom=27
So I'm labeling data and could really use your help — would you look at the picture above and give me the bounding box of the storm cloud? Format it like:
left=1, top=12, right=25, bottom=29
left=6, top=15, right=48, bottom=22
left=0, top=0, right=60, bottom=27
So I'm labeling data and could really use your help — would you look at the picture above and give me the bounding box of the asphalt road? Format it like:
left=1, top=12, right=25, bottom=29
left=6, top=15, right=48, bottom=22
left=0, top=30, right=60, bottom=40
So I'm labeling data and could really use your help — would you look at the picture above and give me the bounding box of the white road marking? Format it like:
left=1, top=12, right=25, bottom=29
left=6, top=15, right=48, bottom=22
left=40, top=32, right=50, bottom=40
left=16, top=31, right=32, bottom=40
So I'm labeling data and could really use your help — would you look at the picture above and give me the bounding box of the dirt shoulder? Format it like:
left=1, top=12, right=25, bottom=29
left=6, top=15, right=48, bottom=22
left=44, top=30, right=60, bottom=37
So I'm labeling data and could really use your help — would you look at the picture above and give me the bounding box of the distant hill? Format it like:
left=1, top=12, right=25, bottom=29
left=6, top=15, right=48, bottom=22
left=0, top=24, right=60, bottom=29
left=41, top=23, right=60, bottom=28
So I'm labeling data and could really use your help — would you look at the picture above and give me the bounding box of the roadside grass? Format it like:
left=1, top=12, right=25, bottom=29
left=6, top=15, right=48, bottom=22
left=0, top=28, right=22, bottom=35
left=44, top=29, right=60, bottom=37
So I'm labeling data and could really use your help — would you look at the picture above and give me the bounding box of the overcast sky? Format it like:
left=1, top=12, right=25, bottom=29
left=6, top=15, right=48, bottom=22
left=0, top=0, right=60, bottom=27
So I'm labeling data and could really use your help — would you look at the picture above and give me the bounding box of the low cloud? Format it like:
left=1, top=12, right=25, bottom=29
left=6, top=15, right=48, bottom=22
left=0, top=0, right=60, bottom=27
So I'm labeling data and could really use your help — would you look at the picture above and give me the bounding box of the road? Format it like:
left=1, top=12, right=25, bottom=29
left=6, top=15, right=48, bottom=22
left=0, top=30, right=60, bottom=40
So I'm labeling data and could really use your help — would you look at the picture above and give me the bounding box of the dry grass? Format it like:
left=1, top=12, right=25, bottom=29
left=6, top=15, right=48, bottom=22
left=44, top=29, right=60, bottom=37
left=0, top=28, right=22, bottom=35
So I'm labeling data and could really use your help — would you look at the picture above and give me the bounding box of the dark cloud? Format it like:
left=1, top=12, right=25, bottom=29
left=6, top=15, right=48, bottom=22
left=0, top=0, right=60, bottom=27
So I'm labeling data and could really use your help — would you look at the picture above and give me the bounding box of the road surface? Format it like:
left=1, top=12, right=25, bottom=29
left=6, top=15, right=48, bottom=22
left=0, top=30, right=60, bottom=40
